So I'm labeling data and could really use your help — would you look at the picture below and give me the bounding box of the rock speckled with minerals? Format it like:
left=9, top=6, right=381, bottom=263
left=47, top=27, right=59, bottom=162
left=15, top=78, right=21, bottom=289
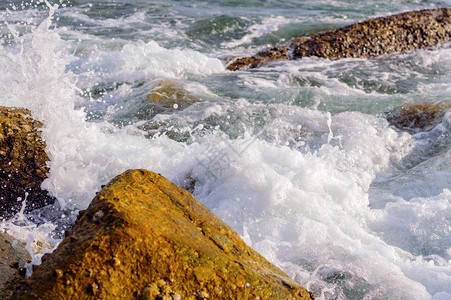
left=227, top=8, right=451, bottom=70
left=13, top=169, right=314, bottom=300
left=0, top=106, right=54, bottom=219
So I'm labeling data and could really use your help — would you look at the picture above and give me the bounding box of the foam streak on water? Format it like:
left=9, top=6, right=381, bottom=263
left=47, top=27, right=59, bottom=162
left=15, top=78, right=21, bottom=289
left=0, top=1, right=450, bottom=299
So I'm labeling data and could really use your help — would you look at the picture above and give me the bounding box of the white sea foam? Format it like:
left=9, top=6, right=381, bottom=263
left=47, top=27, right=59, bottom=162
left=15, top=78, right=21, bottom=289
left=222, top=16, right=292, bottom=48
left=187, top=113, right=431, bottom=298
left=70, top=39, right=224, bottom=88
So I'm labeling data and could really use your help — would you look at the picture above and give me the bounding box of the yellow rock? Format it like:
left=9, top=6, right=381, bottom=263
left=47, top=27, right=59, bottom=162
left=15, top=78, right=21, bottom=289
left=13, top=169, right=314, bottom=300
left=147, top=80, right=201, bottom=110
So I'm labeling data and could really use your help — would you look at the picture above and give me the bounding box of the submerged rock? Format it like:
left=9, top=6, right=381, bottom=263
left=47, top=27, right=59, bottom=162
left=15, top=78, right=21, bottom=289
left=110, top=79, right=203, bottom=126
left=147, top=79, right=201, bottom=111
left=227, top=8, right=451, bottom=70
left=0, top=233, right=31, bottom=299
left=386, top=101, right=451, bottom=132
left=0, top=106, right=55, bottom=219
left=14, top=169, right=314, bottom=299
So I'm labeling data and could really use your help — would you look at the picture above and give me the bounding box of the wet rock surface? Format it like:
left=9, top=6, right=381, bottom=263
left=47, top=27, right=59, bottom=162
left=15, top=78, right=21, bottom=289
left=13, top=169, right=314, bottom=300
left=108, top=79, right=203, bottom=127
left=386, top=101, right=451, bottom=133
left=0, top=233, right=31, bottom=299
left=147, top=79, right=201, bottom=111
left=227, top=8, right=451, bottom=70
left=227, top=46, right=290, bottom=71
left=0, top=106, right=55, bottom=219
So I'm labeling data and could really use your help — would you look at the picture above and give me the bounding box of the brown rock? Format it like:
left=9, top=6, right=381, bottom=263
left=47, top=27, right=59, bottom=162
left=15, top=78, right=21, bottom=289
left=117, top=79, right=202, bottom=124
left=0, top=233, right=31, bottom=299
left=227, top=46, right=289, bottom=71
left=386, top=100, right=451, bottom=132
left=0, top=106, right=55, bottom=219
left=147, top=79, right=201, bottom=110
left=227, top=8, right=451, bottom=70
left=13, top=169, right=314, bottom=300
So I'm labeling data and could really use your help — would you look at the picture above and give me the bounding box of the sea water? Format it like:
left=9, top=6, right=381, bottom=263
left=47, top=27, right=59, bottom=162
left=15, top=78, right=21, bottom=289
left=0, top=0, right=450, bottom=299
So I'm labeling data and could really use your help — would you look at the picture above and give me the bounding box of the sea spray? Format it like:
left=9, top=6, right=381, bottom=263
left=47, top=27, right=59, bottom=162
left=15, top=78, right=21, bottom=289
left=0, top=1, right=450, bottom=299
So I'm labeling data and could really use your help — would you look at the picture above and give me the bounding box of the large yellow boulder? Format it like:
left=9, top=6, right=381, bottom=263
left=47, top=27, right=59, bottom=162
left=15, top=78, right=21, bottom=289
left=0, top=106, right=55, bottom=219
left=14, top=169, right=314, bottom=300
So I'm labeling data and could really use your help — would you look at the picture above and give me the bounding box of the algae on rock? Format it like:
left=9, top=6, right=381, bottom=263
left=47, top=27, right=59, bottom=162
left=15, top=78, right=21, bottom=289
left=14, top=169, right=314, bottom=300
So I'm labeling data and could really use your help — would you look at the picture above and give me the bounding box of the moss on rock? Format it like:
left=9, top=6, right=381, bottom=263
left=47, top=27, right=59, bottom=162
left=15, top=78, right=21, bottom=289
left=13, top=169, right=314, bottom=300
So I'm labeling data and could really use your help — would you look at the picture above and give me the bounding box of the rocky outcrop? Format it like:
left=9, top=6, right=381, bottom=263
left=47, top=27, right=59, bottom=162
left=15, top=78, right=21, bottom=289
left=227, top=8, right=451, bottom=70
left=386, top=101, right=451, bottom=132
left=0, top=106, right=55, bottom=219
left=0, top=233, right=31, bottom=299
left=14, top=169, right=314, bottom=299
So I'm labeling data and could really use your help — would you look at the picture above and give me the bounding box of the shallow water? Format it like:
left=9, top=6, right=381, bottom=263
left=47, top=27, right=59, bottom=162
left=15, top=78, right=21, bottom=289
left=0, top=0, right=450, bottom=299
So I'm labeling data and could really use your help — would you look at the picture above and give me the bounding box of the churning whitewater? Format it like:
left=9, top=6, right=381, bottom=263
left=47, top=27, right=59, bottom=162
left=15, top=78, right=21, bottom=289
left=0, top=0, right=450, bottom=299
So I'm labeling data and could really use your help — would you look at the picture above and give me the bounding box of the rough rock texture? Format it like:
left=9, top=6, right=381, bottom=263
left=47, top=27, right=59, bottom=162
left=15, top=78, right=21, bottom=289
left=14, top=169, right=314, bottom=300
left=227, top=46, right=290, bottom=70
left=386, top=101, right=451, bottom=132
left=0, top=106, right=55, bottom=219
left=227, top=8, right=451, bottom=70
left=0, top=233, right=31, bottom=299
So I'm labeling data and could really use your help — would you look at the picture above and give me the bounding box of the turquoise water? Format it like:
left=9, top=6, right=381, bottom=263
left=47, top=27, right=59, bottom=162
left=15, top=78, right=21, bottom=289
left=0, top=1, right=450, bottom=299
